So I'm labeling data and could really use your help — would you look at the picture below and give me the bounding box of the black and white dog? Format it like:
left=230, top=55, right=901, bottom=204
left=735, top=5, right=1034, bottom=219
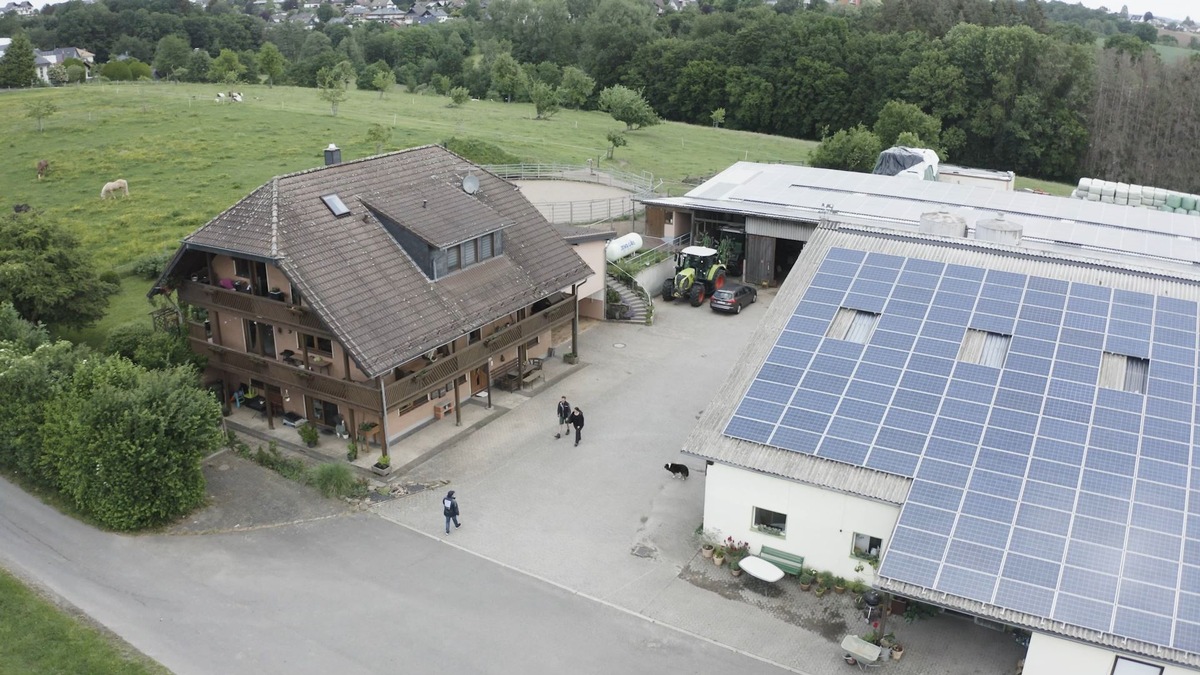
left=664, top=463, right=690, bottom=480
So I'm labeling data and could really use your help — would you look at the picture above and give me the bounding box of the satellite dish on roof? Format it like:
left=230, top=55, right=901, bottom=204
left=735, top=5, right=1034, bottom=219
left=462, top=174, right=480, bottom=195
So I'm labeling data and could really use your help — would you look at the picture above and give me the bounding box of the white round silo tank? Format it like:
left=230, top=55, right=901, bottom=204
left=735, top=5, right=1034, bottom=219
left=976, top=213, right=1023, bottom=246
left=918, top=211, right=968, bottom=238
left=604, top=233, right=643, bottom=262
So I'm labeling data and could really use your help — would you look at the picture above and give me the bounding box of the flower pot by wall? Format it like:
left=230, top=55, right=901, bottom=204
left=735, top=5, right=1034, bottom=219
left=701, top=544, right=714, bottom=559
left=730, top=567, right=742, bottom=577
left=891, top=645, right=904, bottom=661
left=563, top=353, right=579, bottom=364
left=713, top=555, right=725, bottom=567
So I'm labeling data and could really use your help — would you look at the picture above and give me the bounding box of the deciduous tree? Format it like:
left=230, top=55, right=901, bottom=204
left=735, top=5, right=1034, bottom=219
left=316, top=60, right=354, bottom=116
left=598, top=84, right=658, bottom=130
left=558, top=66, right=595, bottom=109
left=24, top=99, right=59, bottom=133
left=809, top=124, right=882, bottom=173
left=0, top=212, right=117, bottom=330
left=530, top=80, right=560, bottom=119
left=258, top=41, right=286, bottom=87
left=0, top=33, right=36, bottom=88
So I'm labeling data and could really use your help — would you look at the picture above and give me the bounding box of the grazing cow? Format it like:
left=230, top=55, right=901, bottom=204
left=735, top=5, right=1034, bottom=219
left=100, top=179, right=129, bottom=199
left=36, top=159, right=49, bottom=180
left=215, top=92, right=227, bottom=103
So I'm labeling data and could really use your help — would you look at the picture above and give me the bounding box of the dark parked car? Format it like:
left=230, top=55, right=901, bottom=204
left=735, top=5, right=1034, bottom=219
left=710, top=284, right=757, bottom=314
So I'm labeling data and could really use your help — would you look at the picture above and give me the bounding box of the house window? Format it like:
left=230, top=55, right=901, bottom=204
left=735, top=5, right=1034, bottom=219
left=1111, top=657, right=1163, bottom=675
left=958, top=329, right=1011, bottom=369
left=463, top=239, right=477, bottom=266
left=1099, top=353, right=1149, bottom=394
left=245, top=320, right=276, bottom=357
left=852, top=533, right=882, bottom=559
left=752, top=507, right=787, bottom=537
left=234, top=257, right=251, bottom=278
left=290, top=283, right=303, bottom=307
left=826, top=308, right=879, bottom=343
left=469, top=328, right=482, bottom=344
left=304, top=334, right=333, bottom=355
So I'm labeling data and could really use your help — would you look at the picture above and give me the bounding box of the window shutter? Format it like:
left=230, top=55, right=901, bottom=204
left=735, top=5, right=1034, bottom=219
left=480, top=234, right=493, bottom=259
left=463, top=239, right=477, bottom=266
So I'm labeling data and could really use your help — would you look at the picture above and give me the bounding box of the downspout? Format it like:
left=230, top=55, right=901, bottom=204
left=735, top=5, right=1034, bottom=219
left=571, top=282, right=579, bottom=357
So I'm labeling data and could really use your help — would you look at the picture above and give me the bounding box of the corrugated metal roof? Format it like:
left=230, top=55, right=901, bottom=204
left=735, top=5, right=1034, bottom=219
left=641, top=163, right=1200, bottom=275
left=171, top=145, right=591, bottom=378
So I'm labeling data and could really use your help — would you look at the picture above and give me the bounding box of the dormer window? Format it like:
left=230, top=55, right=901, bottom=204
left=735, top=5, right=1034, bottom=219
left=437, top=231, right=502, bottom=277
left=321, top=194, right=350, bottom=217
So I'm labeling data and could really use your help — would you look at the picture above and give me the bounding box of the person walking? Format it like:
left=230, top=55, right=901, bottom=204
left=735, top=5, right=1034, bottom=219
left=568, top=407, right=585, bottom=447
left=555, top=396, right=571, bottom=439
left=443, top=490, right=461, bottom=534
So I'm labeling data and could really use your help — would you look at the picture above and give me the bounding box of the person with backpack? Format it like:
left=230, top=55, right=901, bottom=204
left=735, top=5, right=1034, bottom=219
left=442, top=490, right=461, bottom=534
left=568, top=407, right=585, bottom=447
left=555, top=396, right=571, bottom=439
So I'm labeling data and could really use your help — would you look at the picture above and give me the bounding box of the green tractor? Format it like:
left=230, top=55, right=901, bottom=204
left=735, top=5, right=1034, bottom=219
left=661, top=245, right=728, bottom=307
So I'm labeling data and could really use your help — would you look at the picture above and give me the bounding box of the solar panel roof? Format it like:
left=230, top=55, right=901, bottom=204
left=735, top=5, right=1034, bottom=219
left=724, top=245, right=1200, bottom=654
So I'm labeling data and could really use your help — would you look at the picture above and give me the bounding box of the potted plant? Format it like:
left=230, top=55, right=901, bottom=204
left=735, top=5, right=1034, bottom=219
left=798, top=573, right=813, bottom=591
left=371, top=453, right=393, bottom=476
left=713, top=545, right=727, bottom=566
left=722, top=537, right=749, bottom=570
left=701, top=543, right=715, bottom=558
left=814, top=583, right=828, bottom=598
left=879, top=633, right=895, bottom=649
left=818, top=570, right=835, bottom=590
left=891, top=643, right=904, bottom=660
left=563, top=352, right=579, bottom=364
left=346, top=440, right=358, bottom=461
left=730, top=558, right=743, bottom=577
left=833, top=575, right=847, bottom=594
left=297, top=422, right=319, bottom=448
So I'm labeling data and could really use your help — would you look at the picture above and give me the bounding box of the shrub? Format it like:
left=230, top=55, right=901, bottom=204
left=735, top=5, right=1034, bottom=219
left=132, top=252, right=173, bottom=280
left=313, top=462, right=355, bottom=498
left=441, top=137, right=520, bottom=165
left=809, top=124, right=882, bottom=173
left=449, top=86, right=469, bottom=107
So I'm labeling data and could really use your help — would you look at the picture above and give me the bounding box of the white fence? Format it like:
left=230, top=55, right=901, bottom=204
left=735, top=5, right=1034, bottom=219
left=482, top=163, right=657, bottom=194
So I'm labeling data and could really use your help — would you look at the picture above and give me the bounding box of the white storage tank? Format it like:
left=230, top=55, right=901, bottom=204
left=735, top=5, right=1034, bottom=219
left=604, top=233, right=643, bottom=262
left=918, top=211, right=968, bottom=238
left=975, top=213, right=1023, bottom=246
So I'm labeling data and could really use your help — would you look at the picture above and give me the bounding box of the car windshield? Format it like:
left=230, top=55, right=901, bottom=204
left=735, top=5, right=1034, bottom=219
left=714, top=291, right=734, bottom=299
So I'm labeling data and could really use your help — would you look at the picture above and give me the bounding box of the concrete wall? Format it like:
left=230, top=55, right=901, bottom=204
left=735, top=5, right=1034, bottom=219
left=571, top=239, right=606, bottom=320
left=1024, top=632, right=1187, bottom=675
left=703, top=463, right=901, bottom=580
left=634, top=258, right=677, bottom=302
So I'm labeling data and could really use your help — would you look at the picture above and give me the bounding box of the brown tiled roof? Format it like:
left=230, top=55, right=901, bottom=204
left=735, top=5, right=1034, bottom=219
left=360, top=179, right=506, bottom=248
left=175, top=145, right=591, bottom=378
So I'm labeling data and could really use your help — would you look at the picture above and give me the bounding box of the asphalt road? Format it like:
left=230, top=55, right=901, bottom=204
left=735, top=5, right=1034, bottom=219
left=0, top=480, right=788, bottom=674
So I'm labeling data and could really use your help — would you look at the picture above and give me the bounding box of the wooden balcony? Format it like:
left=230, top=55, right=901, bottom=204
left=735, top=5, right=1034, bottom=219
left=192, top=338, right=382, bottom=410
left=384, top=298, right=575, bottom=407
left=178, top=280, right=331, bottom=336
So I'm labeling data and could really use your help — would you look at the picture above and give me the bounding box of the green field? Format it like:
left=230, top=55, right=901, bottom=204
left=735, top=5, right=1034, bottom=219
left=0, top=567, right=168, bottom=675
left=2, top=82, right=819, bottom=343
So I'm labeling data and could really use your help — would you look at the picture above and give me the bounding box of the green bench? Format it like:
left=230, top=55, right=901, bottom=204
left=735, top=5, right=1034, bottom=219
left=758, top=545, right=805, bottom=576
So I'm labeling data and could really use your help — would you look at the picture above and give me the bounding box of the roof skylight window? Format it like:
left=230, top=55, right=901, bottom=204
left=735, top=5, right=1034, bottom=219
left=322, top=194, right=351, bottom=217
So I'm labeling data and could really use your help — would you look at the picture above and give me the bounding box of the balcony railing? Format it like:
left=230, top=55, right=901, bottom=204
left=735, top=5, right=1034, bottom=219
left=384, top=299, right=575, bottom=407
left=189, top=295, right=577, bottom=413
left=193, top=338, right=383, bottom=410
left=178, top=280, right=330, bottom=335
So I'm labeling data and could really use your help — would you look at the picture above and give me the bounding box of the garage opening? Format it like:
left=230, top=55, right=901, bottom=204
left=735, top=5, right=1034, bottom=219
left=774, top=238, right=805, bottom=281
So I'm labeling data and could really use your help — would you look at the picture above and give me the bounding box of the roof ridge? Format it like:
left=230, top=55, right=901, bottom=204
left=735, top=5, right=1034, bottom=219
left=274, top=144, right=445, bottom=182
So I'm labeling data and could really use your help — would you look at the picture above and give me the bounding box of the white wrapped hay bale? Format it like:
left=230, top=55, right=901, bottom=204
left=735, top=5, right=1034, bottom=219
left=1183, top=195, right=1198, bottom=211
left=1101, top=181, right=1116, bottom=198
left=1078, top=177, right=1092, bottom=192
left=1086, top=192, right=1101, bottom=202
left=1167, top=193, right=1183, bottom=209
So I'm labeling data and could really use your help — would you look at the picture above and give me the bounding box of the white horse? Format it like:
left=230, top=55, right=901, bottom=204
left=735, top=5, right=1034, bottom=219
left=100, top=179, right=129, bottom=199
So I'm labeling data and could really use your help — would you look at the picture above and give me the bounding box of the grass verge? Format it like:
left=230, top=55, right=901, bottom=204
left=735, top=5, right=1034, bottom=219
left=0, top=567, right=169, bottom=675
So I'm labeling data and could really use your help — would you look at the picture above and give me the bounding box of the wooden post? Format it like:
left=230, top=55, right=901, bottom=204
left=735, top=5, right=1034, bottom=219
left=485, top=359, right=492, bottom=409
left=570, top=284, right=579, bottom=357
left=453, top=379, right=461, bottom=426
left=377, top=377, right=389, bottom=459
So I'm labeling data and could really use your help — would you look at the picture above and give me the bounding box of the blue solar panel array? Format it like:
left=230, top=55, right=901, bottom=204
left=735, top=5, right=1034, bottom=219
left=723, top=246, right=1200, bottom=653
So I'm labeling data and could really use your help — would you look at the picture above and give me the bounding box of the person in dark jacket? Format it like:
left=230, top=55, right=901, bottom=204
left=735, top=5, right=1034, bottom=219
left=443, top=490, right=461, bottom=534
left=555, top=396, right=571, bottom=439
left=568, top=407, right=584, bottom=446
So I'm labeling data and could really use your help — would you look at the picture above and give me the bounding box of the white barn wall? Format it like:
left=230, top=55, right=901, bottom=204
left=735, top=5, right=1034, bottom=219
left=703, top=463, right=901, bottom=580
left=1023, top=633, right=1189, bottom=675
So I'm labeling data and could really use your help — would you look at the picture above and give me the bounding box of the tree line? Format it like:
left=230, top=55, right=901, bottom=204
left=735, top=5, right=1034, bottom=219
left=1, top=0, right=1198, bottom=188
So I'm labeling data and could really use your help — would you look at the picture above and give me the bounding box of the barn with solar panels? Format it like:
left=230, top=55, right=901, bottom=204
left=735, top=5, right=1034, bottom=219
left=677, top=167, right=1200, bottom=675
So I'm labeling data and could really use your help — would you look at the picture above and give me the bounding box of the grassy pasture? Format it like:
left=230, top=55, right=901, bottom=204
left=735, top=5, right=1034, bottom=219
left=2, top=82, right=817, bottom=269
